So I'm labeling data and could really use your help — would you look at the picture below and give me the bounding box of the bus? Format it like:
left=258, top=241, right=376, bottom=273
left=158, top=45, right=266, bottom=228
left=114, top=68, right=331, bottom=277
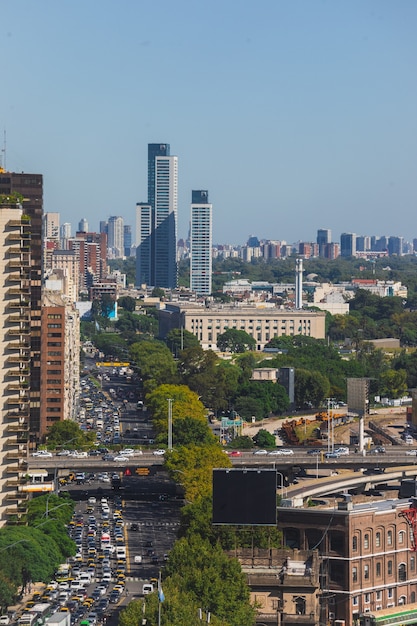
left=358, top=602, right=417, bottom=626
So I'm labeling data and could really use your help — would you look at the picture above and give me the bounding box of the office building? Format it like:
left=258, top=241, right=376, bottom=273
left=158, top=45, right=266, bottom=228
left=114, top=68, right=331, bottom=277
left=124, top=225, right=132, bottom=256
left=107, top=216, right=124, bottom=258
left=340, top=233, right=357, bottom=257
left=43, top=212, right=60, bottom=241
left=135, top=144, right=178, bottom=289
left=317, top=228, right=331, bottom=257
left=78, top=218, right=88, bottom=233
left=60, top=222, right=71, bottom=248
left=190, top=190, right=212, bottom=296
left=159, top=303, right=326, bottom=351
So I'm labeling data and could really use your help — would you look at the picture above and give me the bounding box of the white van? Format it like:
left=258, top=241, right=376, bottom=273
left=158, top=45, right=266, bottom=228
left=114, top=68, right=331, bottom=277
left=116, top=546, right=126, bottom=559
left=142, top=583, right=154, bottom=595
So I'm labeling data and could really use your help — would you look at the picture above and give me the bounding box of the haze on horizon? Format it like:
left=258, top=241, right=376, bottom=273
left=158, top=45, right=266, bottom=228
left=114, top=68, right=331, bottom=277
left=1, top=1, right=416, bottom=245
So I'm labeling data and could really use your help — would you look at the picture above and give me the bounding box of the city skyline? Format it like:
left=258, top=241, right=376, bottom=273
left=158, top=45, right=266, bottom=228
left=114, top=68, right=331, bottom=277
left=1, top=2, right=416, bottom=245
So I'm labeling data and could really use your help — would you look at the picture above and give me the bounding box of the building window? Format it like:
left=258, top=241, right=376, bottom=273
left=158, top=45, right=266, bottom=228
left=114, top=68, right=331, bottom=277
left=411, top=592, right=416, bottom=603
left=364, top=594, right=370, bottom=604
left=376, top=562, right=381, bottom=577
left=387, top=588, right=393, bottom=600
left=411, top=557, right=415, bottom=572
left=353, top=596, right=359, bottom=607
left=399, top=530, right=405, bottom=545
left=376, top=591, right=382, bottom=601
left=387, top=530, right=393, bottom=546
left=388, top=561, right=393, bottom=576
left=293, top=597, right=306, bottom=615
left=399, top=563, right=407, bottom=582
left=364, top=565, right=369, bottom=580
left=375, top=531, right=381, bottom=547
left=399, top=596, right=406, bottom=605
left=364, top=534, right=369, bottom=549
left=352, top=567, right=357, bottom=582
left=352, top=536, right=358, bottom=551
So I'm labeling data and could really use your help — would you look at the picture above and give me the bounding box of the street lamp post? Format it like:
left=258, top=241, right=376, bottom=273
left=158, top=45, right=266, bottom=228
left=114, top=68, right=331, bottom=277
left=167, top=399, right=173, bottom=451
left=276, top=470, right=286, bottom=498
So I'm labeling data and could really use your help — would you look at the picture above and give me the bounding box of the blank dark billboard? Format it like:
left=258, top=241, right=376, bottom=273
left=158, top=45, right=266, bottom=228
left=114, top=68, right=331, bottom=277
left=212, top=469, right=277, bottom=526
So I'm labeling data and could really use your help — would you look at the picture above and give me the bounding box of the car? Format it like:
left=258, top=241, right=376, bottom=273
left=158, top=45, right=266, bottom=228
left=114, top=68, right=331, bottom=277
left=252, top=449, right=268, bottom=455
left=113, top=456, right=130, bottom=462
left=406, top=449, right=417, bottom=456
left=153, top=449, right=166, bottom=456
left=32, top=450, right=53, bottom=457
left=324, top=451, right=340, bottom=459
left=334, top=447, right=349, bottom=456
left=267, top=450, right=284, bottom=456
left=371, top=446, right=386, bottom=454
left=279, top=448, right=294, bottom=455
left=109, top=591, right=121, bottom=604
left=307, top=448, right=321, bottom=455
left=227, top=450, right=241, bottom=457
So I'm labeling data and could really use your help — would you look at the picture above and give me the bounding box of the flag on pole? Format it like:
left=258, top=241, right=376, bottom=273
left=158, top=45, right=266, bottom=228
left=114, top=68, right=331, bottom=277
left=158, top=584, right=165, bottom=603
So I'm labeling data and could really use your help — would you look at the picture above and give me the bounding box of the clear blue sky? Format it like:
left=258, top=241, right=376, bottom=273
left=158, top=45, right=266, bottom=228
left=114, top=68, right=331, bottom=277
left=1, top=1, right=416, bottom=246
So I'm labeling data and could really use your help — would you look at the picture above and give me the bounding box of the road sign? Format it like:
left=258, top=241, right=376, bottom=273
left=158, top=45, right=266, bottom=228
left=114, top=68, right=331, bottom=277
left=136, top=467, right=150, bottom=476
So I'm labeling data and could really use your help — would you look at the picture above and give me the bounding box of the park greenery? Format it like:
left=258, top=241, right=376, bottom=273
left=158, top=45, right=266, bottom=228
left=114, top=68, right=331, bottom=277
left=0, top=494, right=75, bottom=611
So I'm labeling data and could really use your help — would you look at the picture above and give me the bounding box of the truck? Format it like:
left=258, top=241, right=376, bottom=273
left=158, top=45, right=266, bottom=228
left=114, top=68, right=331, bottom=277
left=45, top=612, right=71, bottom=626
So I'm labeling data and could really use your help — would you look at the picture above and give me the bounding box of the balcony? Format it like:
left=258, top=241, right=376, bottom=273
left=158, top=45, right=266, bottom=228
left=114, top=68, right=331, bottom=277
left=6, top=422, right=29, bottom=433
left=7, top=287, right=30, bottom=296
left=7, top=328, right=30, bottom=336
left=7, top=396, right=29, bottom=406
left=5, top=450, right=27, bottom=460
left=6, top=315, right=30, bottom=324
left=5, top=492, right=28, bottom=502
left=7, top=342, right=30, bottom=351
left=7, top=301, right=30, bottom=310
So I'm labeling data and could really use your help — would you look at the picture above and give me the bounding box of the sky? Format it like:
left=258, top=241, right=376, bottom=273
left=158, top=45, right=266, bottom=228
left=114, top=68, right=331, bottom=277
left=1, top=1, right=416, bottom=246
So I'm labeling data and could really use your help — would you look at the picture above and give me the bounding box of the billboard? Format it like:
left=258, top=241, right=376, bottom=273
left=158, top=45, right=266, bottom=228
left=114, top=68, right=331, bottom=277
left=212, top=469, right=277, bottom=526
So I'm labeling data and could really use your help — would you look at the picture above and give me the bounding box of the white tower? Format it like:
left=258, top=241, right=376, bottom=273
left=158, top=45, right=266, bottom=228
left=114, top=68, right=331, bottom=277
left=295, top=258, right=303, bottom=309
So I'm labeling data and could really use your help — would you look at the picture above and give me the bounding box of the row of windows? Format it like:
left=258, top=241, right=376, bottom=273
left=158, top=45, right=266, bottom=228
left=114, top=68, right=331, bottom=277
left=47, top=314, right=62, bottom=319
left=353, top=529, right=405, bottom=551
left=353, top=561, right=409, bottom=582
left=47, top=323, right=62, bottom=328
left=352, top=591, right=413, bottom=606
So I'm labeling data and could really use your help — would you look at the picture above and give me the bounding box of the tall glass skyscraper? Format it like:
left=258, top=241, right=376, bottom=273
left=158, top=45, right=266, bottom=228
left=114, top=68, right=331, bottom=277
left=136, top=143, right=178, bottom=289
left=190, top=190, right=212, bottom=295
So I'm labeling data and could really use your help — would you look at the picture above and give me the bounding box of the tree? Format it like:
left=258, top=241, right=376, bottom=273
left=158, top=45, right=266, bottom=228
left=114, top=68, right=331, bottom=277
left=165, top=444, right=231, bottom=503
left=118, top=296, right=136, bottom=312
left=173, top=416, right=217, bottom=446
left=46, top=420, right=95, bottom=450
left=129, top=340, right=178, bottom=390
left=294, top=368, right=330, bottom=409
left=165, top=328, right=200, bottom=355
left=253, top=428, right=276, bottom=448
left=146, top=384, right=207, bottom=441
left=379, top=368, right=408, bottom=399
left=164, top=535, right=255, bottom=626
left=217, top=329, right=256, bottom=353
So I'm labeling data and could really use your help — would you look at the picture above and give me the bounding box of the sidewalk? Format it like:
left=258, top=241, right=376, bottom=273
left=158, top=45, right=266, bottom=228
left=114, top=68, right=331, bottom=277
left=7, top=582, right=45, bottom=619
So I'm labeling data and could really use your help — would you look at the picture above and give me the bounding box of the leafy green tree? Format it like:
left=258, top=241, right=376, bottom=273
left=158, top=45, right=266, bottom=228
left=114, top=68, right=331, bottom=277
left=379, top=368, right=408, bottom=399
left=294, top=368, right=330, bottom=409
left=234, top=396, right=264, bottom=421
left=165, top=328, right=201, bottom=355
left=46, top=420, right=95, bottom=450
left=173, top=416, right=217, bottom=446
left=146, top=384, right=206, bottom=440
left=217, top=328, right=256, bottom=353
left=129, top=340, right=178, bottom=390
left=152, top=287, right=166, bottom=299
left=228, top=435, right=254, bottom=449
left=118, top=296, right=136, bottom=312
left=165, top=444, right=231, bottom=503
left=253, top=428, right=276, bottom=448
left=93, top=333, right=129, bottom=360
left=164, top=535, right=255, bottom=626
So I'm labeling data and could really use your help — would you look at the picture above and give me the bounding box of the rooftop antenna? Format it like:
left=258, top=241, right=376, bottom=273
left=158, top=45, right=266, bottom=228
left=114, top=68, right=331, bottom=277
left=0, top=130, right=6, bottom=172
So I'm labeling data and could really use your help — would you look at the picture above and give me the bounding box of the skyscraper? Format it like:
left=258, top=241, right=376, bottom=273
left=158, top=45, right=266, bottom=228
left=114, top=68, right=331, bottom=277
left=107, top=216, right=124, bottom=258
left=340, top=232, right=357, bottom=257
left=317, top=228, right=331, bottom=257
left=0, top=170, right=43, bottom=439
left=136, top=143, right=178, bottom=289
left=190, top=190, right=212, bottom=295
